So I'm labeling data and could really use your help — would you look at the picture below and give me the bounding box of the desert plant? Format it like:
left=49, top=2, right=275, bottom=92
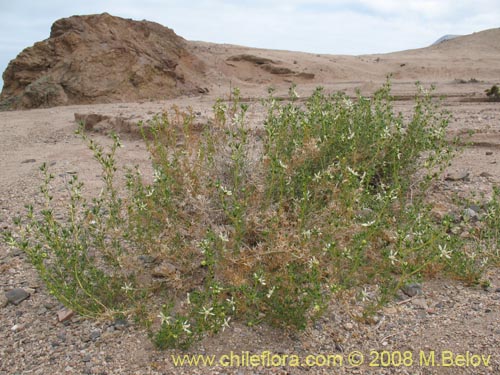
left=4, top=81, right=496, bottom=349
left=485, top=85, right=500, bottom=101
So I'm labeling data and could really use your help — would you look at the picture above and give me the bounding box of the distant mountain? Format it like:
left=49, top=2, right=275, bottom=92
left=431, top=34, right=462, bottom=46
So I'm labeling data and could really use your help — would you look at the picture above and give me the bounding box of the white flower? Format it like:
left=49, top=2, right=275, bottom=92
left=266, top=286, right=276, bottom=299
left=121, top=283, right=134, bottom=293
left=439, top=244, right=452, bottom=259
left=218, top=232, right=229, bottom=243
left=254, top=273, right=266, bottom=286
left=360, top=287, right=370, bottom=302
left=153, top=168, right=162, bottom=183
left=278, top=160, right=288, bottom=170
left=347, top=128, right=355, bottom=140
left=210, top=284, right=223, bottom=294
left=347, top=166, right=359, bottom=177
left=361, top=220, right=376, bottom=227
left=158, top=312, right=171, bottom=326
left=222, top=317, right=231, bottom=332
left=226, top=296, right=236, bottom=312
left=388, top=250, right=398, bottom=265
left=145, top=187, right=155, bottom=197
left=220, top=185, right=233, bottom=196
left=308, top=256, right=319, bottom=269
left=302, top=229, right=312, bottom=239
left=182, top=320, right=192, bottom=334
left=199, top=306, right=215, bottom=321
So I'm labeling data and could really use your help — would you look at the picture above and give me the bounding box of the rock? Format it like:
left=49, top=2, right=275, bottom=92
left=344, top=322, right=354, bottom=331
left=468, top=204, right=481, bottom=214
left=0, top=293, right=8, bottom=308
left=11, top=323, right=26, bottom=332
left=113, top=318, right=128, bottom=330
left=485, top=151, right=493, bottom=155
left=0, top=13, right=206, bottom=109
left=401, top=283, right=423, bottom=297
left=138, top=254, right=157, bottom=265
left=74, top=113, right=110, bottom=130
left=21, top=159, right=36, bottom=164
left=445, top=171, right=469, bottom=181
left=90, top=330, right=101, bottom=341
left=5, top=288, right=31, bottom=305
left=411, top=297, right=428, bottom=310
left=152, top=262, right=177, bottom=278
left=226, top=54, right=314, bottom=79
left=57, top=308, right=75, bottom=322
left=463, top=207, right=479, bottom=221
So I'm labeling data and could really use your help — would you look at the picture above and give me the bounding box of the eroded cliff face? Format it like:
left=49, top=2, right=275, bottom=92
left=0, top=13, right=207, bottom=109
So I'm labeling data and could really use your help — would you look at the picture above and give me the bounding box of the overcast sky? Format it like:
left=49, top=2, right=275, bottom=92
left=1, top=0, right=499, bottom=88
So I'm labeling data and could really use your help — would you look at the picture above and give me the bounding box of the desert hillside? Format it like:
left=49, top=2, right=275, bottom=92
left=1, top=13, right=500, bottom=109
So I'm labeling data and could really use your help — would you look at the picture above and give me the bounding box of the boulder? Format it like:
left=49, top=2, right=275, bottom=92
left=0, top=13, right=207, bottom=109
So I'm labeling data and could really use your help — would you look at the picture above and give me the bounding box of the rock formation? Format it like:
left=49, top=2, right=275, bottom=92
left=0, top=13, right=207, bottom=109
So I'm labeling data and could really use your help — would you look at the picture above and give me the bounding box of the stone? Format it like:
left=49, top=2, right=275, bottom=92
left=152, top=262, right=177, bottom=278
left=412, top=297, right=428, bottom=310
left=57, top=308, right=75, bottom=322
left=11, top=323, right=25, bottom=332
left=113, top=318, right=128, bottom=330
left=401, top=283, right=423, bottom=297
left=445, top=171, right=469, bottom=181
left=0, top=293, right=8, bottom=308
left=5, top=288, right=30, bottom=305
left=90, top=330, right=101, bottom=341
left=463, top=208, right=479, bottom=222
left=344, top=322, right=354, bottom=331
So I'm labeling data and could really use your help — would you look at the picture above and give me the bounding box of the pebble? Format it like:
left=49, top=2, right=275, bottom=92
left=412, top=297, right=428, bottom=310
left=57, top=308, right=75, bottom=322
left=401, top=283, right=423, bottom=297
left=0, top=293, right=8, bottom=308
left=445, top=171, right=469, bottom=181
left=152, top=262, right=177, bottom=278
left=113, top=318, right=128, bottom=329
left=463, top=208, right=479, bottom=221
left=344, top=322, right=354, bottom=331
left=90, top=330, right=101, bottom=341
left=5, top=288, right=31, bottom=305
left=11, top=323, right=25, bottom=332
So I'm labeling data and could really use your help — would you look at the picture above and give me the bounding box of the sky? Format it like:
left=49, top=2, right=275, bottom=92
left=1, top=0, right=499, bottom=88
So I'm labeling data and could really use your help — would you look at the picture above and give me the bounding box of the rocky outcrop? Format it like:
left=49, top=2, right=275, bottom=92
left=0, top=13, right=207, bottom=109
left=226, top=54, right=315, bottom=79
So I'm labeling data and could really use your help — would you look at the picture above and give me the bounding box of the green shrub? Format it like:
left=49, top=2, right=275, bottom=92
left=4, top=81, right=498, bottom=349
left=485, top=85, right=500, bottom=101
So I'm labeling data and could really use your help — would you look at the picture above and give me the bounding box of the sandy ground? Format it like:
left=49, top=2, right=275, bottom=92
left=1, top=32, right=500, bottom=374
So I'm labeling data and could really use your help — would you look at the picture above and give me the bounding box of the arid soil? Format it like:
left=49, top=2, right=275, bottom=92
left=1, top=16, right=500, bottom=375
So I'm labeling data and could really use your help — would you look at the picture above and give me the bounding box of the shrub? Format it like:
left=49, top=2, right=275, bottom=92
left=485, top=85, right=500, bottom=101
left=4, top=81, right=497, bottom=349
